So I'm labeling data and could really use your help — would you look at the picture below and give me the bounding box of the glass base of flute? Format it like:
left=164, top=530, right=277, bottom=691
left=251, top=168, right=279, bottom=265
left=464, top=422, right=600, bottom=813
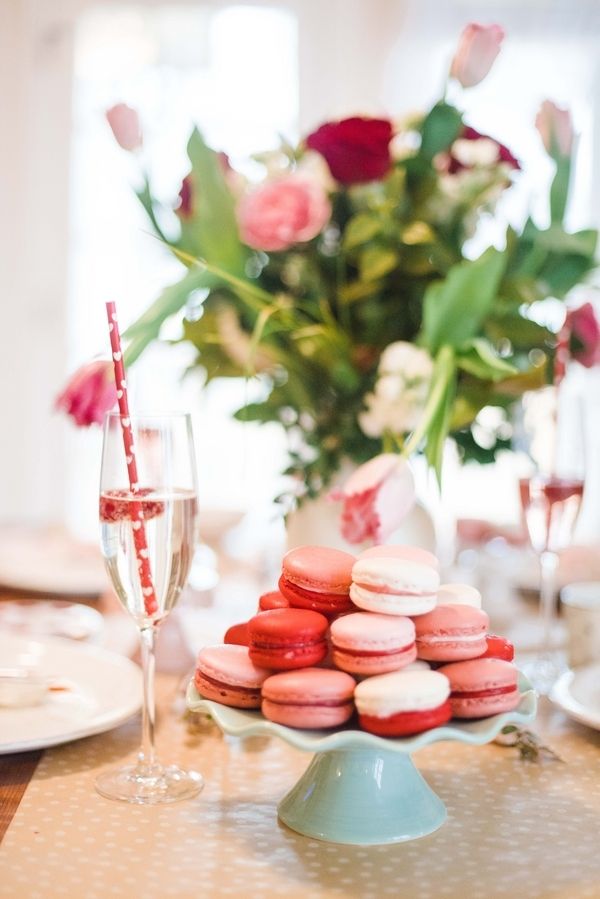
left=95, top=624, right=203, bottom=804
left=96, top=412, right=203, bottom=804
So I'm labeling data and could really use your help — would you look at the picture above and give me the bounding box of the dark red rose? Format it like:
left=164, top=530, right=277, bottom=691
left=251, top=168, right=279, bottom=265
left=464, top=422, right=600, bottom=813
left=306, top=117, right=394, bottom=185
left=447, top=125, right=520, bottom=173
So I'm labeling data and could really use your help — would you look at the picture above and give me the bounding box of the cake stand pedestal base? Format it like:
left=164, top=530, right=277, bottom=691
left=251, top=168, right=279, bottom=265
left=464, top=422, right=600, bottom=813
left=278, top=748, right=446, bottom=845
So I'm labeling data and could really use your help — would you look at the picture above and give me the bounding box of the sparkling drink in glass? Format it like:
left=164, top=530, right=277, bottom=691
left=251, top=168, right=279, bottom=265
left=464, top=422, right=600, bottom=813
left=95, top=413, right=203, bottom=803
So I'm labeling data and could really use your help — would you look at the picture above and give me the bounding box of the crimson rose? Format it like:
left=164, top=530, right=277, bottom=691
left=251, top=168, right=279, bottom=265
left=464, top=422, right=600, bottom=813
left=306, top=116, right=393, bottom=185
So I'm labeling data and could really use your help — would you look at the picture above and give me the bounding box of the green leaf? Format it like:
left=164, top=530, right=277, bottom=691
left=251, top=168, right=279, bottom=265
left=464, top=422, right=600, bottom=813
left=539, top=254, right=596, bottom=297
left=419, top=102, right=463, bottom=160
left=123, top=265, right=215, bottom=351
left=233, top=402, right=275, bottom=423
left=421, top=247, right=507, bottom=354
left=358, top=245, right=399, bottom=282
left=343, top=213, right=382, bottom=250
left=403, top=345, right=456, bottom=464
left=456, top=338, right=518, bottom=382
left=536, top=225, right=597, bottom=257
left=135, top=176, right=170, bottom=244
left=182, top=128, right=248, bottom=275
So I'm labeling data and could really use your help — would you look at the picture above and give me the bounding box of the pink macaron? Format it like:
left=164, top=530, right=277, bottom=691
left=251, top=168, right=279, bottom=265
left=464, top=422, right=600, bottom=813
left=261, top=668, right=356, bottom=729
left=438, top=658, right=521, bottom=718
left=359, top=544, right=439, bottom=571
left=279, top=545, right=356, bottom=616
left=414, top=604, right=489, bottom=662
left=330, top=612, right=417, bottom=675
left=194, top=645, right=271, bottom=709
left=350, top=556, right=439, bottom=616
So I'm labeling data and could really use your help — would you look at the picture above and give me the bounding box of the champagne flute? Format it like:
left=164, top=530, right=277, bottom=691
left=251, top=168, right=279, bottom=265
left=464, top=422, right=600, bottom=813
left=518, top=392, right=585, bottom=693
left=95, top=412, right=203, bottom=803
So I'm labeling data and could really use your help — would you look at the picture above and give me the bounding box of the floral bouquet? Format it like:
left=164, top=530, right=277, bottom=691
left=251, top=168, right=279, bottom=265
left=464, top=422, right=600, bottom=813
left=59, top=23, right=598, bottom=541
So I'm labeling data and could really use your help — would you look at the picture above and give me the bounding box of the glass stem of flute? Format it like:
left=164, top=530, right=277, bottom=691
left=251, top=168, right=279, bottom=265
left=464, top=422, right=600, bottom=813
left=139, top=625, right=157, bottom=769
left=539, top=549, right=559, bottom=657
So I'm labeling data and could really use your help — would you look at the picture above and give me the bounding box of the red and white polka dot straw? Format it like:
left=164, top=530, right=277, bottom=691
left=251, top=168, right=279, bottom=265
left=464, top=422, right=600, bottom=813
left=106, top=302, right=158, bottom=617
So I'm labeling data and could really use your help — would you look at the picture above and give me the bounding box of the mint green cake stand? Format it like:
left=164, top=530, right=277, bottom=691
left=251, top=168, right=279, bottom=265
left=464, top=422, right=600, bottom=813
left=187, top=674, right=536, bottom=846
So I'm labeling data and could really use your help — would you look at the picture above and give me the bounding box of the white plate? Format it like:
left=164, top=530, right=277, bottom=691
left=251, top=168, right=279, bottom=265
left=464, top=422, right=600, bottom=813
left=0, top=527, right=108, bottom=597
left=0, top=632, right=142, bottom=753
left=550, top=663, right=600, bottom=731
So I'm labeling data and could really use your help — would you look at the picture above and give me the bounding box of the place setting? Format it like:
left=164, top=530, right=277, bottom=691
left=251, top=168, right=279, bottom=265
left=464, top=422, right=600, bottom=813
left=2, top=10, right=600, bottom=898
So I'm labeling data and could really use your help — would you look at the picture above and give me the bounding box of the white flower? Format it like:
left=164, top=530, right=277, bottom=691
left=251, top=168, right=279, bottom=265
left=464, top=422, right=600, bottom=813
left=451, top=137, right=499, bottom=168
left=359, top=342, right=433, bottom=438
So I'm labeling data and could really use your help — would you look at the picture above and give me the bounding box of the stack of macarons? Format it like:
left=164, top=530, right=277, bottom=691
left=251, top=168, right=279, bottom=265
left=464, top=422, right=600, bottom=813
left=193, top=543, right=521, bottom=737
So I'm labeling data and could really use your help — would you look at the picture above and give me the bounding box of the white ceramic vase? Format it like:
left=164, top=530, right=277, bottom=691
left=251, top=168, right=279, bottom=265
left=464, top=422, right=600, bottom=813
left=285, top=490, right=437, bottom=554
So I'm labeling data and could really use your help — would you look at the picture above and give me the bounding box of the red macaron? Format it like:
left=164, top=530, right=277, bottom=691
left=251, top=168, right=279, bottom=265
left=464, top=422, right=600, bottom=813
left=279, top=545, right=356, bottom=617
left=223, top=622, right=250, bottom=646
left=478, top=634, right=515, bottom=661
left=258, top=590, right=290, bottom=611
left=248, top=608, right=329, bottom=670
left=438, top=658, right=521, bottom=719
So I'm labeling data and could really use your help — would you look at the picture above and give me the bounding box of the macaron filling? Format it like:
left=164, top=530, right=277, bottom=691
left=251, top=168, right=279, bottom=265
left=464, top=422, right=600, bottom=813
left=279, top=575, right=353, bottom=611
left=331, top=642, right=415, bottom=658
left=450, top=684, right=517, bottom=699
left=352, top=580, right=436, bottom=597
left=418, top=631, right=486, bottom=645
left=195, top=670, right=261, bottom=699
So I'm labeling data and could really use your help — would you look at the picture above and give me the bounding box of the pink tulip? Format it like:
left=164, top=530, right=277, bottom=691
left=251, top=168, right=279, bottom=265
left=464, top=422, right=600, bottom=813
left=565, top=303, right=600, bottom=368
left=177, top=174, right=195, bottom=219
left=331, top=454, right=416, bottom=545
left=535, top=100, right=573, bottom=157
left=237, top=176, right=331, bottom=252
left=450, top=23, right=504, bottom=88
left=105, top=103, right=142, bottom=152
left=55, top=360, right=116, bottom=426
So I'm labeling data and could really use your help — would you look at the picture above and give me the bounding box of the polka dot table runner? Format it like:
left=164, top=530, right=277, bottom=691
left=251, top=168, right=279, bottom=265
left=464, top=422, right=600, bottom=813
left=1, top=677, right=600, bottom=899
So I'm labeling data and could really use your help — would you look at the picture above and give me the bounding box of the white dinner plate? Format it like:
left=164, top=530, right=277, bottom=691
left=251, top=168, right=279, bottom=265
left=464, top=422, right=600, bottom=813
left=550, top=663, right=600, bottom=731
left=0, top=527, right=108, bottom=597
left=0, top=632, right=142, bottom=753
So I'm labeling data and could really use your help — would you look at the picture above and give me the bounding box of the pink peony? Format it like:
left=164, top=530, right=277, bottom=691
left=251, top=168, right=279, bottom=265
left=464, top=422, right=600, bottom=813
left=237, top=176, right=331, bottom=252
left=535, top=100, right=574, bottom=158
left=55, top=360, right=116, bottom=426
left=105, top=103, right=142, bottom=152
left=331, top=454, right=416, bottom=545
left=450, top=23, right=504, bottom=88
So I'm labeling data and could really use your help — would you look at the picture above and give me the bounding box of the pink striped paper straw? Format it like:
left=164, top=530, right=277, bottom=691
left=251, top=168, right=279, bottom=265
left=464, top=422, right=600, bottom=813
left=106, top=302, right=158, bottom=617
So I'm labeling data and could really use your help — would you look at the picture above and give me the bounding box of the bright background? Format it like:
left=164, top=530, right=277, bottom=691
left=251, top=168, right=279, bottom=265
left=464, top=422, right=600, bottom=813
left=2, top=0, right=600, bottom=544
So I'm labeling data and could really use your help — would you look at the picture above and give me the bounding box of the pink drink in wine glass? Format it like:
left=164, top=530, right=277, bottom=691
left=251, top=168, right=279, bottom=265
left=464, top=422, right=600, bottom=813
left=518, top=474, right=584, bottom=693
